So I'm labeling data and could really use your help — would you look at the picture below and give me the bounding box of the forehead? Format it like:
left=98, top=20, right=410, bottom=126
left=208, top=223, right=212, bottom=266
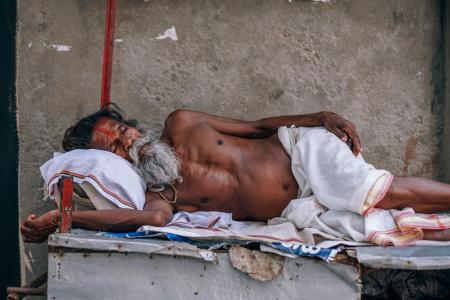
left=89, top=117, right=122, bottom=149
left=94, top=117, right=121, bottom=136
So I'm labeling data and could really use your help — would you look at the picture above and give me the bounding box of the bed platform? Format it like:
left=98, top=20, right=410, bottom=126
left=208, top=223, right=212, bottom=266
left=47, top=230, right=359, bottom=300
left=46, top=229, right=450, bottom=300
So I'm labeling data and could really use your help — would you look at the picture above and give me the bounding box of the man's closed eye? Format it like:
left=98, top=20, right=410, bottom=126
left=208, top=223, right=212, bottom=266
left=110, top=141, right=119, bottom=153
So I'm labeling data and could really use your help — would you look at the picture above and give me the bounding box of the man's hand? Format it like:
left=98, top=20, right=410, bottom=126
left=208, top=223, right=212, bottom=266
left=20, top=210, right=59, bottom=243
left=320, top=111, right=362, bottom=156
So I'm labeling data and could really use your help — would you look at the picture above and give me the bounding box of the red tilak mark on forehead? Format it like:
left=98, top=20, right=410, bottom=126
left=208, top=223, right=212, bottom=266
left=94, top=127, right=116, bottom=139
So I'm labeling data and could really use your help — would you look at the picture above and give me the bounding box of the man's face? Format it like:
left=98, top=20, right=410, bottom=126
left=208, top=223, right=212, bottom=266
left=89, top=117, right=143, bottom=161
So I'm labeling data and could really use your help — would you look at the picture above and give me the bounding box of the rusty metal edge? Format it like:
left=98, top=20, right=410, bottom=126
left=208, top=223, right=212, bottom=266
left=48, top=233, right=218, bottom=263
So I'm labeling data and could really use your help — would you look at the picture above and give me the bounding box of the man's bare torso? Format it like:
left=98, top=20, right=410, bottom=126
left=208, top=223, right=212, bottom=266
left=157, top=116, right=298, bottom=221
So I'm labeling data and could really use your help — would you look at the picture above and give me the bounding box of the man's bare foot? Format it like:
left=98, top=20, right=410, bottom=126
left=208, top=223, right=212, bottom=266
left=20, top=209, right=59, bottom=243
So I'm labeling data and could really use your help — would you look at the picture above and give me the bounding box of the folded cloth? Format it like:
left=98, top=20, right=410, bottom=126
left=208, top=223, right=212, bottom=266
left=138, top=211, right=309, bottom=244
left=272, top=126, right=450, bottom=246
left=366, top=208, right=450, bottom=246
left=167, top=211, right=247, bottom=230
left=40, top=149, right=146, bottom=210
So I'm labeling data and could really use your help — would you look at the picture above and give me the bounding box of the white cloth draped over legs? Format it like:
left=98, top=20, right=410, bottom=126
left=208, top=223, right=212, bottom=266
left=270, top=126, right=450, bottom=246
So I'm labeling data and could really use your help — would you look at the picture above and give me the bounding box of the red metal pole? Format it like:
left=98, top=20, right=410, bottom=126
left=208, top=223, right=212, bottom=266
left=59, top=177, right=73, bottom=233
left=100, top=0, right=118, bottom=109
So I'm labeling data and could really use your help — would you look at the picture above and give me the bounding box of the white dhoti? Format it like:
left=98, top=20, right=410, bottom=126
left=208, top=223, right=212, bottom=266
left=271, top=126, right=450, bottom=246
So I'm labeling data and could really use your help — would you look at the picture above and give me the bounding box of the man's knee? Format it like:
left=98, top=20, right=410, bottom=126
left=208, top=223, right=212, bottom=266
left=374, top=176, right=404, bottom=210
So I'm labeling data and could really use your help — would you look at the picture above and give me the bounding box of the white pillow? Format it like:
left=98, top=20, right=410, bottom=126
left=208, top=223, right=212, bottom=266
left=40, top=149, right=146, bottom=210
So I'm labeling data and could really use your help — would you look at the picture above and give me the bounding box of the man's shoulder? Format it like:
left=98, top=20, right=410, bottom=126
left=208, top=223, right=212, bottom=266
left=163, top=110, right=204, bottom=137
left=165, top=109, right=193, bottom=123
left=165, top=109, right=199, bottom=128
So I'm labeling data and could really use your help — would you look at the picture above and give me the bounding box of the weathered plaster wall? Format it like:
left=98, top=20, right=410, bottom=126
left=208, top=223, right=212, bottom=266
left=17, top=0, right=443, bottom=282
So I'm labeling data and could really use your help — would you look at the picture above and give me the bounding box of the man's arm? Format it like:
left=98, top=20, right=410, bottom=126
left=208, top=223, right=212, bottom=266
left=20, top=197, right=173, bottom=243
left=165, top=109, right=362, bottom=155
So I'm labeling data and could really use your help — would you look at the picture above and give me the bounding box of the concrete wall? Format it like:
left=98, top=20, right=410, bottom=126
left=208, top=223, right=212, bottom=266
left=443, top=1, right=450, bottom=183
left=17, top=0, right=443, bottom=282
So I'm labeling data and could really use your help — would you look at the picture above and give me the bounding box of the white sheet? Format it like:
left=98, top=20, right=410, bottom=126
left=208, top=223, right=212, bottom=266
left=140, top=210, right=450, bottom=248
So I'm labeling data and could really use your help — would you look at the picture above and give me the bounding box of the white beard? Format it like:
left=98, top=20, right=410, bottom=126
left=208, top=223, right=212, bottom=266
left=128, top=130, right=182, bottom=191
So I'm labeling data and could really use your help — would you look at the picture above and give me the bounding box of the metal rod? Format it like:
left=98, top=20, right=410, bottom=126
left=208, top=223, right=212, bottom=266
left=7, top=287, right=46, bottom=300
left=6, top=272, right=48, bottom=300
left=23, top=272, right=47, bottom=288
left=7, top=287, right=46, bottom=296
left=59, top=176, right=73, bottom=233
left=100, top=0, right=118, bottom=109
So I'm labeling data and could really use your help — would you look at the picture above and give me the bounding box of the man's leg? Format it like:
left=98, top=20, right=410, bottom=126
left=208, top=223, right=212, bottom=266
left=423, top=229, right=450, bottom=241
left=376, top=176, right=450, bottom=213
left=376, top=176, right=450, bottom=241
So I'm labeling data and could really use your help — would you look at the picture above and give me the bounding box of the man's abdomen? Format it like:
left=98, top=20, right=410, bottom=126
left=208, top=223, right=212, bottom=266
left=233, top=135, right=299, bottom=220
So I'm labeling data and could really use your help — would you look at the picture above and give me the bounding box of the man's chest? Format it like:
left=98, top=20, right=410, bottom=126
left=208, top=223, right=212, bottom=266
left=173, top=161, right=241, bottom=212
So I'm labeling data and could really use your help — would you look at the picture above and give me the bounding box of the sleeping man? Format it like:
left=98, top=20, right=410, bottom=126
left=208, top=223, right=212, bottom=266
left=21, top=107, right=450, bottom=244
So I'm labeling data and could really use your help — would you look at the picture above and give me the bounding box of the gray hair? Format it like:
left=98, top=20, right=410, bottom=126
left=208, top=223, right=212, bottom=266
left=129, top=130, right=182, bottom=191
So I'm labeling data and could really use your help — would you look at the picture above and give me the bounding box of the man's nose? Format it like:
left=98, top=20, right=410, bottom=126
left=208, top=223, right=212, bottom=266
left=124, top=139, right=132, bottom=151
left=120, top=134, right=134, bottom=151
